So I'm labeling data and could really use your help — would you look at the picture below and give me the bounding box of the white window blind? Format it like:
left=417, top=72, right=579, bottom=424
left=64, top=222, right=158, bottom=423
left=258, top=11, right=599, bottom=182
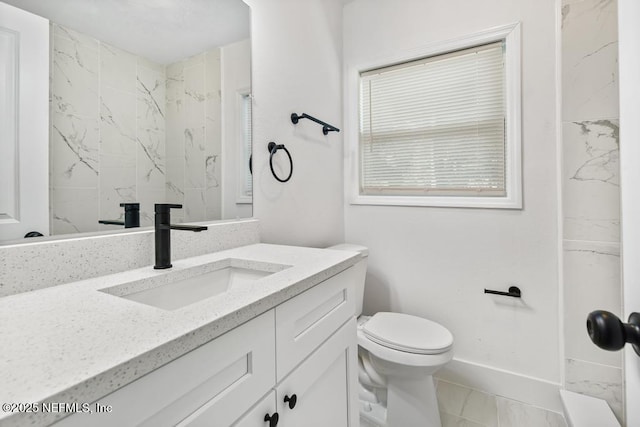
left=241, top=93, right=252, bottom=198
left=359, top=41, right=506, bottom=197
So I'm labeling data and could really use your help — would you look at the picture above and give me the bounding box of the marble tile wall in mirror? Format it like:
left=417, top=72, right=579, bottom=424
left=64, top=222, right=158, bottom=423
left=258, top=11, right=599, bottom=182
left=0, top=0, right=252, bottom=243
left=50, top=24, right=252, bottom=235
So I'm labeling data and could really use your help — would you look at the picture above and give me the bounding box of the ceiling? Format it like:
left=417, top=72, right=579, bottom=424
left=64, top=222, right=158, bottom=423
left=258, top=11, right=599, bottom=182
left=4, top=0, right=250, bottom=64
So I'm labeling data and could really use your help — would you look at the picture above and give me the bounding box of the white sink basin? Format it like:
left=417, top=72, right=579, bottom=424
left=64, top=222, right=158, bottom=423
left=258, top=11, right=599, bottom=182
left=100, top=259, right=289, bottom=310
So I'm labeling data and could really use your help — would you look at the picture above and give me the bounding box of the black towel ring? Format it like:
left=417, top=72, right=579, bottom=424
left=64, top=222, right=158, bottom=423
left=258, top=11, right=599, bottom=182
left=268, top=142, right=293, bottom=183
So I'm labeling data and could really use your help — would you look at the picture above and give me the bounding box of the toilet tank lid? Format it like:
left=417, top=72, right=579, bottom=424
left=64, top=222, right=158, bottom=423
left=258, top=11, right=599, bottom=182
left=327, top=243, right=369, bottom=258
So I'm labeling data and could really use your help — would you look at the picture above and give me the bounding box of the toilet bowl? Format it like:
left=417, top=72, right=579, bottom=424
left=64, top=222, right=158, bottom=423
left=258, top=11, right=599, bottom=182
left=328, top=244, right=453, bottom=427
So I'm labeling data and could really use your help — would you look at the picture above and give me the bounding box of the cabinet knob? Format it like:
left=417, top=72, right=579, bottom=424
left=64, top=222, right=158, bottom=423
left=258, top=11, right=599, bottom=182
left=264, top=412, right=279, bottom=427
left=284, top=394, right=297, bottom=410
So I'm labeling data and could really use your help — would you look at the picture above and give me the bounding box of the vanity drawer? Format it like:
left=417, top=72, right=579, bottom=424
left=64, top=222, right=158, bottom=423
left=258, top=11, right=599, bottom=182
left=54, top=310, right=275, bottom=427
left=275, top=266, right=356, bottom=381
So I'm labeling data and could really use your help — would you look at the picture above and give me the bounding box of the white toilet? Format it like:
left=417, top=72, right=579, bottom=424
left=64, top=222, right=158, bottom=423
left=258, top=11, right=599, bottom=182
left=328, top=244, right=454, bottom=427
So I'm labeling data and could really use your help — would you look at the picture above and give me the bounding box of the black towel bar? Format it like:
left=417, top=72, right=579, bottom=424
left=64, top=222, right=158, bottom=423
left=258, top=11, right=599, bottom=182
left=484, top=286, right=522, bottom=298
left=291, top=113, right=340, bottom=135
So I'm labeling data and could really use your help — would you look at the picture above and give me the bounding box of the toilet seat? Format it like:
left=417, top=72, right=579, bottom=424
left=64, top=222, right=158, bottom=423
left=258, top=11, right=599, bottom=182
left=357, top=314, right=454, bottom=368
left=327, top=242, right=452, bottom=427
left=362, top=312, right=453, bottom=355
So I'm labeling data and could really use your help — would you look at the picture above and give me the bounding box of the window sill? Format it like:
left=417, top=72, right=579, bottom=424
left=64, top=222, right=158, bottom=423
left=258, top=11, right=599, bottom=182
left=235, top=196, right=252, bottom=205
left=350, top=194, right=522, bottom=209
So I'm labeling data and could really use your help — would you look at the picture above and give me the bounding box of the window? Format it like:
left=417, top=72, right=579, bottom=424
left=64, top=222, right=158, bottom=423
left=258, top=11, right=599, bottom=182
left=237, top=92, right=252, bottom=202
left=349, top=24, right=521, bottom=209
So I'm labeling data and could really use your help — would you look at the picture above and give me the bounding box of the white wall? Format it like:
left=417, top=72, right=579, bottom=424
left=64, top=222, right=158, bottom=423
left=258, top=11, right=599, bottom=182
left=221, top=39, right=252, bottom=220
left=245, top=0, right=345, bottom=247
left=344, top=0, right=560, bottom=386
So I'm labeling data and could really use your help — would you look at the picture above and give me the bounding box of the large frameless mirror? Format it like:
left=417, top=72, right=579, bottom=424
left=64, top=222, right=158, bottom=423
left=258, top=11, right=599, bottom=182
left=0, top=0, right=252, bottom=244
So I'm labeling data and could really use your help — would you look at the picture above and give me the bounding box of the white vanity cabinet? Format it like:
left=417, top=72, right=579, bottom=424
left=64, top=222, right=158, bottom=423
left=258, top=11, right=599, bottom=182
left=233, top=392, right=277, bottom=427
left=233, top=319, right=357, bottom=427
left=233, top=264, right=359, bottom=427
left=274, top=265, right=357, bottom=381
left=273, top=319, right=357, bottom=427
left=54, top=310, right=277, bottom=427
left=53, top=266, right=358, bottom=427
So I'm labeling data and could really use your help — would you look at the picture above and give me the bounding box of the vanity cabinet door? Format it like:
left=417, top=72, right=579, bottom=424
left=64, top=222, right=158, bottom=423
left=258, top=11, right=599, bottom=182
left=275, top=266, right=357, bottom=380
left=53, top=311, right=275, bottom=427
left=232, top=391, right=277, bottom=427
left=276, top=318, right=359, bottom=427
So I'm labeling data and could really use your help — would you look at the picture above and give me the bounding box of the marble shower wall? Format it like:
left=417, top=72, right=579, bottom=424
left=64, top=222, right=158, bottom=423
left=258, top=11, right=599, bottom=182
left=165, top=50, right=222, bottom=224
left=561, top=0, right=623, bottom=423
left=50, top=24, right=166, bottom=234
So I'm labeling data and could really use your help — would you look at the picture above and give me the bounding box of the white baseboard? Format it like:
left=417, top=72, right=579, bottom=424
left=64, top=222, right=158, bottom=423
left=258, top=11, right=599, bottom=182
left=435, top=357, right=563, bottom=413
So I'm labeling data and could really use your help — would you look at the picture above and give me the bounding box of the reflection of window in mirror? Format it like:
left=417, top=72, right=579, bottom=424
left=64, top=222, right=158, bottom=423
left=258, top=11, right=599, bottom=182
left=0, top=29, right=17, bottom=221
left=237, top=92, right=252, bottom=204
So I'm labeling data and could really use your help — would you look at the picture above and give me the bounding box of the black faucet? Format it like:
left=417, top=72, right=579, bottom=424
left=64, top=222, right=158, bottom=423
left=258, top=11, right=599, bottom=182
left=154, top=204, right=208, bottom=269
left=99, top=203, right=141, bottom=228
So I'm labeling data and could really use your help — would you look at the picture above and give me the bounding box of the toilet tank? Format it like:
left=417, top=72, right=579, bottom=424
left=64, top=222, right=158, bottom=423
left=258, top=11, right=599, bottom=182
left=327, top=244, right=368, bottom=317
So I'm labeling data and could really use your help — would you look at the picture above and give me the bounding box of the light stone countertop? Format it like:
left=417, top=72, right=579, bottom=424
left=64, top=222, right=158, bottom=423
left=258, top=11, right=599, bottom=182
left=0, top=243, right=359, bottom=427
